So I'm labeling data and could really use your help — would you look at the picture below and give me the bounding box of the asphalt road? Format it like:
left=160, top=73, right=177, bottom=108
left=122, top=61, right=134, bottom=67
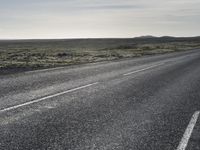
left=0, top=50, right=200, bottom=150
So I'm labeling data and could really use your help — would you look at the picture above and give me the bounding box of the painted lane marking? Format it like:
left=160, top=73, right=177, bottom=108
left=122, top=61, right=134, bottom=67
left=123, top=63, right=163, bottom=76
left=0, top=82, right=99, bottom=113
left=26, top=66, right=65, bottom=73
left=177, top=111, right=200, bottom=150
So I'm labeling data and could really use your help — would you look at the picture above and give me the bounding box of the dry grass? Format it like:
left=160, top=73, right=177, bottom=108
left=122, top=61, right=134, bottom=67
left=0, top=37, right=200, bottom=71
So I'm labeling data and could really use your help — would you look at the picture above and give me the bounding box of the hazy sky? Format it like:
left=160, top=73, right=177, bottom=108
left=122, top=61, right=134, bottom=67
left=0, top=0, right=200, bottom=39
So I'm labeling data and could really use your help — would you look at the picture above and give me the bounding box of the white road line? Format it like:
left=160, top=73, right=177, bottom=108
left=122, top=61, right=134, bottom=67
left=0, top=82, right=99, bottom=113
left=26, top=66, right=65, bottom=73
left=177, top=111, right=200, bottom=150
left=123, top=63, right=163, bottom=76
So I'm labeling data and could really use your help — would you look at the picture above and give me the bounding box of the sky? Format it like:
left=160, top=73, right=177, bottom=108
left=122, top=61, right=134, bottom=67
left=0, top=0, right=200, bottom=39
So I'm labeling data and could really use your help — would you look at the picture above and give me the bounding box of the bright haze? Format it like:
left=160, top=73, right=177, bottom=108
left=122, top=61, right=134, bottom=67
left=0, top=0, right=200, bottom=39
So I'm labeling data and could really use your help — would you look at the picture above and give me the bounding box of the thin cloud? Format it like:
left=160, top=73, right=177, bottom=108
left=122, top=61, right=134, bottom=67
left=81, top=4, right=143, bottom=10
left=0, top=0, right=200, bottom=38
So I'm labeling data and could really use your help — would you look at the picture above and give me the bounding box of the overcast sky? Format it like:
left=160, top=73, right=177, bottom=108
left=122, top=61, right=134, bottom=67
left=0, top=0, right=200, bottom=39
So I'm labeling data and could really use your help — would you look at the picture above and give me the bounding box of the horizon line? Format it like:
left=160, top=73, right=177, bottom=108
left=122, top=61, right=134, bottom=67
left=0, top=35, right=200, bottom=41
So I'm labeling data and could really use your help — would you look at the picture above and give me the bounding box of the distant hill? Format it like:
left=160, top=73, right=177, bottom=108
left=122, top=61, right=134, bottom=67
left=134, top=35, right=157, bottom=39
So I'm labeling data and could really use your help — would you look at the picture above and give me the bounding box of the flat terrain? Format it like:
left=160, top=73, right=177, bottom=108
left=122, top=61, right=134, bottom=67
left=0, top=49, right=200, bottom=149
left=1, top=37, right=200, bottom=74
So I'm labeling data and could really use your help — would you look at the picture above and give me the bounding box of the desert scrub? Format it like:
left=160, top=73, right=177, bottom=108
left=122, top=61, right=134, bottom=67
left=0, top=37, right=200, bottom=71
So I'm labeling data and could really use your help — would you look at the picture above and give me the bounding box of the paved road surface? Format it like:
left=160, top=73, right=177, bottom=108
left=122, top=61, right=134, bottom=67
left=0, top=50, right=200, bottom=150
